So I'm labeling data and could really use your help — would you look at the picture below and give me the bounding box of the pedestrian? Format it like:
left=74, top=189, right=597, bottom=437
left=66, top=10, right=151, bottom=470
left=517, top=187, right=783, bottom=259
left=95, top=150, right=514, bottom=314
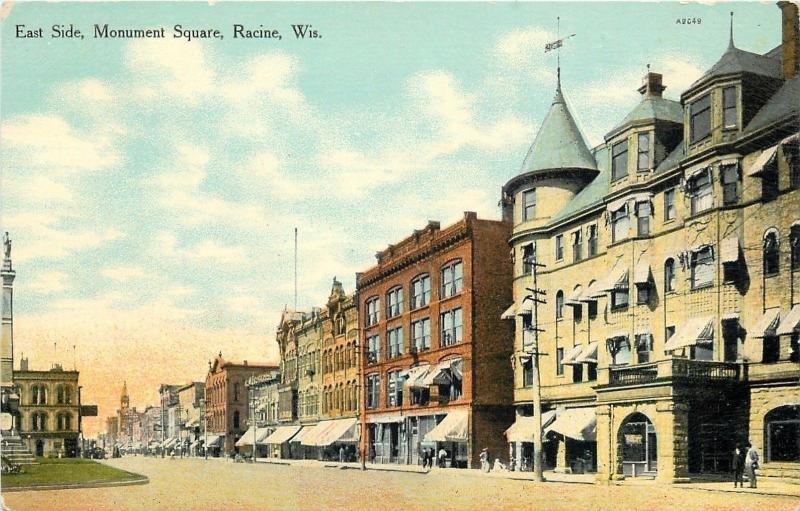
left=339, top=445, right=345, bottom=463
left=480, top=447, right=490, bottom=473
left=745, top=441, right=759, bottom=488
left=438, top=447, right=447, bottom=468
left=732, top=443, right=745, bottom=488
left=420, top=448, right=427, bottom=469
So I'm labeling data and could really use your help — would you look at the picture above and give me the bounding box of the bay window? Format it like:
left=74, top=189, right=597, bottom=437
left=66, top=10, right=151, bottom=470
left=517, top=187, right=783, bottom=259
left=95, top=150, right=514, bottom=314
left=612, top=140, right=629, bottom=180
left=690, top=94, right=711, bottom=143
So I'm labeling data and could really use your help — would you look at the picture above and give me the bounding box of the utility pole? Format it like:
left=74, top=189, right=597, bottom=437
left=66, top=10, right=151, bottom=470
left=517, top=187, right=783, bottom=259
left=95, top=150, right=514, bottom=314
left=524, top=260, right=547, bottom=482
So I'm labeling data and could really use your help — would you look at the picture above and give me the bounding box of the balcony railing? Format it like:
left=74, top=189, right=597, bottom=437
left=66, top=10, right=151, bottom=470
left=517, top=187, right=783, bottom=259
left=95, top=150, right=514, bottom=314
left=606, top=358, right=741, bottom=387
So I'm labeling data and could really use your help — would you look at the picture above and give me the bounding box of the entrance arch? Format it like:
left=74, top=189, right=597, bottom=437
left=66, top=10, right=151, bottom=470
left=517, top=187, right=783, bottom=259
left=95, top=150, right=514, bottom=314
left=764, top=405, right=800, bottom=463
left=618, top=412, right=657, bottom=477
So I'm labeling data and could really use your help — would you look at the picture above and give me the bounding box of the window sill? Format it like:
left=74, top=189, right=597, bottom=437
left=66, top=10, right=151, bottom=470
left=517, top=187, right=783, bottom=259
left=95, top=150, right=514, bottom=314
left=610, top=306, right=629, bottom=312
left=691, top=283, right=714, bottom=291
left=764, top=273, right=779, bottom=279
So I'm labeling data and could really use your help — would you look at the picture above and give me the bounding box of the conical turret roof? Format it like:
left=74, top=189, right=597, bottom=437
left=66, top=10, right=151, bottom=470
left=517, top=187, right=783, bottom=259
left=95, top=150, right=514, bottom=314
left=519, top=82, right=597, bottom=176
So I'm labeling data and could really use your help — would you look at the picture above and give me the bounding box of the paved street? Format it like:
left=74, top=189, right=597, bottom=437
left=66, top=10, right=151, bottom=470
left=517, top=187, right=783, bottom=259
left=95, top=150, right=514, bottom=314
left=3, top=457, right=799, bottom=511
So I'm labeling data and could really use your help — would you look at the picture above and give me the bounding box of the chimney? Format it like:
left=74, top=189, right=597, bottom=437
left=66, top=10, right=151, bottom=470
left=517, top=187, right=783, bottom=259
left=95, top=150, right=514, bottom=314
left=637, top=72, right=665, bottom=97
left=20, top=356, right=28, bottom=371
left=779, top=1, right=799, bottom=79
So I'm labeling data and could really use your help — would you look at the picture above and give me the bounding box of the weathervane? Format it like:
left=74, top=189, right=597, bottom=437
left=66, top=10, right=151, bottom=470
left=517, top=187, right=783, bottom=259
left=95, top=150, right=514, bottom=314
left=544, top=17, right=576, bottom=89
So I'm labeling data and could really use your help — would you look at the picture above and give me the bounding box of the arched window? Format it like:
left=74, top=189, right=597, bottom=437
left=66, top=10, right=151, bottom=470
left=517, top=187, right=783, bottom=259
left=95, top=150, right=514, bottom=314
left=764, top=230, right=780, bottom=276
left=664, top=258, right=676, bottom=292
left=233, top=410, right=240, bottom=429
left=555, top=290, right=564, bottom=319
left=764, top=405, right=799, bottom=462
left=790, top=224, right=800, bottom=271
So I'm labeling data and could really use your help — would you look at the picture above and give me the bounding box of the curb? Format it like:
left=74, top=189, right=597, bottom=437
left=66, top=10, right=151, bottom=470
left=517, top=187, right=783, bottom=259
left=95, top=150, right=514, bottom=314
left=2, top=476, right=149, bottom=493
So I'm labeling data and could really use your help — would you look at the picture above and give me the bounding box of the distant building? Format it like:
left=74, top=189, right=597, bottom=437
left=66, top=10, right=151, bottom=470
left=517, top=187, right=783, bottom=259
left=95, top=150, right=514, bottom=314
left=176, top=382, right=204, bottom=453
left=241, top=369, right=280, bottom=457
left=204, top=353, right=277, bottom=455
left=158, top=384, right=181, bottom=453
left=116, top=382, right=140, bottom=449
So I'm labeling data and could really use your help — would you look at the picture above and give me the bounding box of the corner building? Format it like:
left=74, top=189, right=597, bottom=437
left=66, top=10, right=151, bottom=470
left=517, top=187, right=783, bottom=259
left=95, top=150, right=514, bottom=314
left=503, top=3, right=800, bottom=483
left=357, top=212, right=514, bottom=468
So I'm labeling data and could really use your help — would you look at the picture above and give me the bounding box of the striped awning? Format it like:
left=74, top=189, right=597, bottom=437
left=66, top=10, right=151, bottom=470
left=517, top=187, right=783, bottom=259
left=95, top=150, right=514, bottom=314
left=561, top=344, right=585, bottom=366
left=751, top=308, right=781, bottom=338
left=746, top=145, right=778, bottom=176
left=777, top=305, right=800, bottom=336
left=721, top=236, right=740, bottom=264
left=663, top=316, right=714, bottom=352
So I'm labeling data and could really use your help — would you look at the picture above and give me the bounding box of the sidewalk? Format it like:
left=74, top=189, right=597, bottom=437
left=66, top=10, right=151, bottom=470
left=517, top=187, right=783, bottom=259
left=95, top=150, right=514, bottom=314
left=620, top=476, right=800, bottom=498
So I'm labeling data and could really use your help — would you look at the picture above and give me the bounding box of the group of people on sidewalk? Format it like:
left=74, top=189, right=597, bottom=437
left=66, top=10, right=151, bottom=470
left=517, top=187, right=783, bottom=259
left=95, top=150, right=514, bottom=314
left=732, top=441, right=759, bottom=489
left=420, top=447, right=449, bottom=469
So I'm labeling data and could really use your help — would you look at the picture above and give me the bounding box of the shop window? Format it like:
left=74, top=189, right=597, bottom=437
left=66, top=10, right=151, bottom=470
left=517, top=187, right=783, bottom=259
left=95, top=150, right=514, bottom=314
left=386, top=287, right=403, bottom=318
left=612, top=140, right=629, bottom=180
left=523, top=188, right=536, bottom=221
left=365, top=297, right=380, bottom=326
left=722, top=86, right=738, bottom=129
left=637, top=132, right=650, bottom=171
left=764, top=405, right=800, bottom=463
left=691, top=246, right=715, bottom=289
left=722, top=164, right=739, bottom=205
left=763, top=230, right=780, bottom=277
left=635, top=334, right=653, bottom=363
left=440, top=260, right=463, bottom=298
left=410, top=274, right=431, bottom=309
left=411, top=318, right=431, bottom=352
left=690, top=94, right=711, bottom=143
left=587, top=225, right=598, bottom=256
left=608, top=337, right=631, bottom=365
left=440, top=308, right=463, bottom=347
left=664, top=188, right=676, bottom=221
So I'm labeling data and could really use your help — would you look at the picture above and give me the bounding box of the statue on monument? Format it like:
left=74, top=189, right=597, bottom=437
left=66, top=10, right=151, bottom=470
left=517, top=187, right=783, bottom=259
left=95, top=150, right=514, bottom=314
left=3, top=232, right=10, bottom=259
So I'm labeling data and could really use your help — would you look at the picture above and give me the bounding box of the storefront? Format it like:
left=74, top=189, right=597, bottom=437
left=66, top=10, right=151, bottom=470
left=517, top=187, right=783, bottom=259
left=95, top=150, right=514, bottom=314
left=301, top=417, right=359, bottom=461
left=544, top=407, right=597, bottom=474
left=504, top=410, right=556, bottom=471
left=424, top=409, right=469, bottom=468
left=618, top=412, right=657, bottom=477
left=262, top=425, right=301, bottom=459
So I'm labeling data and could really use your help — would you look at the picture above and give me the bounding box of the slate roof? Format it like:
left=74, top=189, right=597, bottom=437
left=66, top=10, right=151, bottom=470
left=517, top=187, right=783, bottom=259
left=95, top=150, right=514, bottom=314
left=655, top=143, right=686, bottom=175
left=688, top=44, right=781, bottom=90
left=517, top=85, right=597, bottom=177
left=607, top=96, right=683, bottom=138
left=744, top=75, right=800, bottom=134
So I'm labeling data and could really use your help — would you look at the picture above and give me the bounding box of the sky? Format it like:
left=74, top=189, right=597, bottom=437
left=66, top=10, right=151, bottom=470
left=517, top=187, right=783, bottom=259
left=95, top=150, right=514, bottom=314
left=0, top=1, right=782, bottom=435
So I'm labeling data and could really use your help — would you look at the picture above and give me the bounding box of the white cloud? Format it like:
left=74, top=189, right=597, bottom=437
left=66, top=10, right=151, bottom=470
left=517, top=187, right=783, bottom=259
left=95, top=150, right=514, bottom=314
left=27, top=271, right=69, bottom=295
left=101, top=266, right=146, bottom=282
left=154, top=232, right=249, bottom=265
left=493, top=27, right=558, bottom=82
left=125, top=39, right=215, bottom=101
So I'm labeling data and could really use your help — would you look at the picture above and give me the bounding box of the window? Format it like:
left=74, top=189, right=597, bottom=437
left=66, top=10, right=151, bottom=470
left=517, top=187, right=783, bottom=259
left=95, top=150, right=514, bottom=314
left=56, top=385, right=64, bottom=404
left=572, top=230, right=583, bottom=262
left=608, top=337, right=632, bottom=365
left=611, top=288, right=629, bottom=309
left=387, top=326, right=404, bottom=359
left=440, top=308, right=463, bottom=347
left=765, top=405, right=800, bottom=463
left=637, top=283, right=650, bottom=304
left=764, top=231, right=780, bottom=277
left=522, top=357, right=533, bottom=386
left=587, top=225, right=598, bottom=257
left=665, top=325, right=676, bottom=346
left=722, top=164, right=739, bottom=205
left=635, top=334, right=653, bottom=363
left=366, top=374, right=380, bottom=409
left=723, top=86, right=737, bottom=129
left=522, top=243, right=535, bottom=274
left=555, top=234, right=564, bottom=261
left=636, top=200, right=651, bottom=237
left=367, top=334, right=381, bottom=364
left=688, top=170, right=713, bottom=215
left=441, top=360, right=463, bottom=401
left=555, top=290, right=564, bottom=319
left=612, top=140, right=629, bottom=180
left=664, top=188, right=676, bottom=221
left=410, top=274, right=431, bottom=309
left=411, top=318, right=431, bottom=351
left=523, top=189, right=536, bottom=221
left=691, top=246, right=715, bottom=289
left=233, top=411, right=240, bottom=429
left=556, top=347, right=564, bottom=376
left=690, top=94, right=711, bottom=143
left=387, top=370, right=403, bottom=407
left=611, top=207, right=630, bottom=243
left=723, top=319, right=741, bottom=362
left=386, top=287, right=403, bottom=318
left=440, top=260, right=463, bottom=298
left=637, top=132, right=650, bottom=171
left=791, top=226, right=800, bottom=271
left=664, top=258, right=676, bottom=292
left=365, top=297, right=380, bottom=326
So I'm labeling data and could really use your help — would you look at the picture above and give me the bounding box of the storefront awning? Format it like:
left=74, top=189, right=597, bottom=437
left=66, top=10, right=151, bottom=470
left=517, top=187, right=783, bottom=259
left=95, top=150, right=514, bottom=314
left=501, top=303, right=517, bottom=320
left=777, top=305, right=800, bottom=336
left=262, top=426, right=301, bottom=445
left=751, top=308, right=781, bottom=338
left=633, top=259, right=651, bottom=285
left=561, top=344, right=585, bottom=366
left=305, top=418, right=359, bottom=446
left=256, top=427, right=273, bottom=443
left=366, top=412, right=406, bottom=424
left=745, top=145, right=778, bottom=176
left=162, top=437, right=178, bottom=449
left=721, top=236, right=740, bottom=264
left=290, top=426, right=315, bottom=444
left=504, top=410, right=557, bottom=443
left=663, top=316, right=714, bottom=352
left=574, top=342, right=599, bottom=364
left=544, top=407, right=597, bottom=442
left=424, top=410, right=469, bottom=443
left=403, top=364, right=431, bottom=389
left=203, top=435, right=223, bottom=447
left=235, top=426, right=258, bottom=447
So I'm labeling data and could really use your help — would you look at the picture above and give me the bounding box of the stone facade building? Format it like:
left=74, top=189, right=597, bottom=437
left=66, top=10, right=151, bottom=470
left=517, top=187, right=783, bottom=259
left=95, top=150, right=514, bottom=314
left=357, top=212, right=515, bottom=469
left=503, top=3, right=800, bottom=483
left=177, top=382, right=204, bottom=452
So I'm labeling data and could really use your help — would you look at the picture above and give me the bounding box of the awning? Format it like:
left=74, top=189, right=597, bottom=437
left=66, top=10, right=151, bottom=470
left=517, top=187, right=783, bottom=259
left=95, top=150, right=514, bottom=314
left=721, top=236, right=740, bottom=264
left=633, top=259, right=651, bottom=285
left=631, top=192, right=653, bottom=204
left=583, top=280, right=602, bottom=301
left=423, top=410, right=469, bottom=443
left=561, top=344, right=585, bottom=366
left=235, top=426, right=258, bottom=447
left=421, top=360, right=457, bottom=386
left=366, top=412, right=405, bottom=424
left=504, top=410, right=557, bottom=443
left=574, top=342, right=599, bottom=364
left=305, top=418, right=359, bottom=446
left=403, top=364, right=431, bottom=389
left=262, top=426, right=301, bottom=444
left=685, top=164, right=709, bottom=180
left=663, top=316, right=714, bottom=352
left=599, top=262, right=629, bottom=292
left=290, top=426, right=315, bottom=443
left=722, top=312, right=740, bottom=321
left=718, top=156, right=740, bottom=166
left=777, top=305, right=800, bottom=336
left=746, top=145, right=778, bottom=176
left=606, top=197, right=629, bottom=214
left=256, top=427, right=273, bottom=443
left=544, top=407, right=597, bottom=442
left=566, top=286, right=584, bottom=306
left=517, top=298, right=534, bottom=316
left=185, top=417, right=200, bottom=428
left=751, top=308, right=781, bottom=338
left=163, top=437, right=178, bottom=449
left=501, top=303, right=517, bottom=320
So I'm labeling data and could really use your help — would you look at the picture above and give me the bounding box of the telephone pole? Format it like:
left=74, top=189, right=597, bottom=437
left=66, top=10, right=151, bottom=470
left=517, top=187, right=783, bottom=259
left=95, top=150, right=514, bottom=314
left=524, top=261, right=547, bottom=482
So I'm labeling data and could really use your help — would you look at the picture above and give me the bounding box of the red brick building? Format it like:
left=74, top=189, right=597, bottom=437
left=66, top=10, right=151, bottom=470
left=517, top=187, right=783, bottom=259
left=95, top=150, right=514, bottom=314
left=357, top=212, right=514, bottom=469
left=204, top=353, right=277, bottom=455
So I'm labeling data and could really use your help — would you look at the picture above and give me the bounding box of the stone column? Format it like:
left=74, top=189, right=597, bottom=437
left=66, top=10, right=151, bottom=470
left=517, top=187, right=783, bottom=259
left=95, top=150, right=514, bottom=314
left=595, top=404, right=613, bottom=483
left=655, top=400, right=690, bottom=483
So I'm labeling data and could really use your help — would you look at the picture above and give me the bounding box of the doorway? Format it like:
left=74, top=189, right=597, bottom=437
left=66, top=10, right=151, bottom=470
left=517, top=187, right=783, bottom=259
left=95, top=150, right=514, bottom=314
left=619, top=413, right=657, bottom=476
left=35, top=439, right=44, bottom=457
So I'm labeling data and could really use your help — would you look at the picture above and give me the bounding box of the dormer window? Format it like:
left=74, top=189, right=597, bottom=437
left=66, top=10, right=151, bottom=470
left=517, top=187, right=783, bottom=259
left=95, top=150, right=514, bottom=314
left=612, top=140, right=628, bottom=180
left=690, top=94, right=711, bottom=143
left=637, top=133, right=650, bottom=171
left=722, top=86, right=738, bottom=129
